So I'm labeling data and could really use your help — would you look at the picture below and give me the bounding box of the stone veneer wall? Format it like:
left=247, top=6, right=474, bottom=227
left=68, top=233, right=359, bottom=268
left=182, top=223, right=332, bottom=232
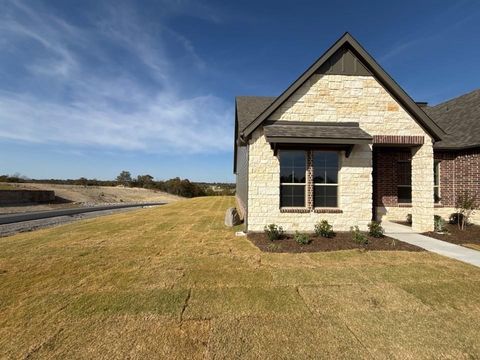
left=411, top=140, right=434, bottom=232
left=247, top=128, right=372, bottom=232
left=247, top=74, right=435, bottom=232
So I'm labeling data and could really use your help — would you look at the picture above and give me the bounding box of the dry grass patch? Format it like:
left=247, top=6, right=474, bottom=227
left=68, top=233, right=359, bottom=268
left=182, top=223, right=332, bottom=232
left=1, top=196, right=480, bottom=358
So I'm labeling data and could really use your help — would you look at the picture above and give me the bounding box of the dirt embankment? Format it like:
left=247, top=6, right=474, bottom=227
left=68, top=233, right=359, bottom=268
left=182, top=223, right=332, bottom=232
left=0, top=183, right=183, bottom=214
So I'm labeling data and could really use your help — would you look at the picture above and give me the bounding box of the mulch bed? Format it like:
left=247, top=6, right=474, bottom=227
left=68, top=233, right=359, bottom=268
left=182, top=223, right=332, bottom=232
left=248, top=232, right=424, bottom=253
left=424, top=223, right=480, bottom=247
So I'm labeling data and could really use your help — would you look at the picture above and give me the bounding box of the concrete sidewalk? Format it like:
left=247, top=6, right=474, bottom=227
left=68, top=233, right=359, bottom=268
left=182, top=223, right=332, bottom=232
left=383, top=221, right=480, bottom=268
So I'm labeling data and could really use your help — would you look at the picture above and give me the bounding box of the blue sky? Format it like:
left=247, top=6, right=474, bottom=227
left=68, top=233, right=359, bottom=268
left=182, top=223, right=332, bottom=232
left=1, top=0, right=480, bottom=182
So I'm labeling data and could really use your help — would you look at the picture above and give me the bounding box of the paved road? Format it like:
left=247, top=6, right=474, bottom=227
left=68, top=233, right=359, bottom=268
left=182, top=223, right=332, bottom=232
left=0, top=202, right=165, bottom=225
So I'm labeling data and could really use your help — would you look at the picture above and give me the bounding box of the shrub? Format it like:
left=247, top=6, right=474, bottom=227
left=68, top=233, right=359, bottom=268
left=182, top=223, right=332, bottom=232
left=294, top=231, right=311, bottom=245
left=449, top=212, right=464, bottom=225
left=264, top=224, right=284, bottom=241
left=455, top=192, right=478, bottom=230
left=434, top=215, right=446, bottom=233
left=314, top=220, right=334, bottom=238
left=350, top=226, right=368, bottom=245
left=406, top=214, right=412, bottom=225
left=368, top=221, right=384, bottom=238
left=266, top=243, right=281, bottom=252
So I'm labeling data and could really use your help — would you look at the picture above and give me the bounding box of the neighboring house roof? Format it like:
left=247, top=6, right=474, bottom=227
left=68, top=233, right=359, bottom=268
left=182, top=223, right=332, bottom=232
left=264, top=122, right=372, bottom=145
left=238, top=32, right=445, bottom=142
left=425, top=89, right=480, bottom=150
left=236, top=96, right=276, bottom=136
left=233, top=96, right=276, bottom=173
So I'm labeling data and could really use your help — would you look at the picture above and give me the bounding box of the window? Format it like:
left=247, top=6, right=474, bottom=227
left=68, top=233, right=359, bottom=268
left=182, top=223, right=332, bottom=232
left=313, top=151, right=339, bottom=207
left=397, top=161, right=411, bottom=203
left=280, top=150, right=306, bottom=207
left=434, top=160, right=441, bottom=203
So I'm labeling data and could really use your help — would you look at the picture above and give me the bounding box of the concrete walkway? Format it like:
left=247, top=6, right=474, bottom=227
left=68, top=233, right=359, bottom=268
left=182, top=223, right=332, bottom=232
left=383, top=221, right=480, bottom=268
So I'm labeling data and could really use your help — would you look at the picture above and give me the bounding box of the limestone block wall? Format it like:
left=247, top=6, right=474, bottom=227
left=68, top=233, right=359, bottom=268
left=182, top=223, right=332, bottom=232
left=376, top=206, right=411, bottom=222
left=377, top=206, right=480, bottom=226
left=246, top=73, right=436, bottom=232
left=434, top=207, right=480, bottom=225
left=411, top=142, right=434, bottom=232
left=269, top=74, right=427, bottom=137
left=247, top=129, right=372, bottom=232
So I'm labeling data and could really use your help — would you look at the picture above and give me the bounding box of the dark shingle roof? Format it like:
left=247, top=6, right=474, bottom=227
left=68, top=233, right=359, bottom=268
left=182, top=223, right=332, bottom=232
left=264, top=122, right=372, bottom=144
left=425, top=89, right=480, bottom=149
left=236, top=96, right=276, bottom=134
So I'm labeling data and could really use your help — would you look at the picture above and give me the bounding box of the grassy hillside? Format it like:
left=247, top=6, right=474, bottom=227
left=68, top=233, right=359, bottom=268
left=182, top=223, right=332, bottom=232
left=0, top=197, right=479, bottom=358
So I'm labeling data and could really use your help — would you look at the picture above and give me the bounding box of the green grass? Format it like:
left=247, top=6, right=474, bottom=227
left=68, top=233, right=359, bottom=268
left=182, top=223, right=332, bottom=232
left=0, top=196, right=479, bottom=358
left=0, top=183, right=15, bottom=190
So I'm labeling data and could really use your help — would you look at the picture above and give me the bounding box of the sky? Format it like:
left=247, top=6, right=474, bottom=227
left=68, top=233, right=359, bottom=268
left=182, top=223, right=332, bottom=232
left=1, top=0, right=480, bottom=182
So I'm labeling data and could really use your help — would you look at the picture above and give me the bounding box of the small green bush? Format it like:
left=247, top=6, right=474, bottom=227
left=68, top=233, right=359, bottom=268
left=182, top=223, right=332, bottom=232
left=264, top=224, right=284, bottom=241
left=368, top=221, right=384, bottom=238
left=294, top=231, right=311, bottom=245
left=434, top=215, right=446, bottom=233
left=449, top=212, right=464, bottom=225
left=406, top=214, right=412, bottom=225
left=314, top=220, right=334, bottom=238
left=350, top=226, right=368, bottom=245
left=266, top=243, right=282, bottom=252
left=455, top=191, right=477, bottom=230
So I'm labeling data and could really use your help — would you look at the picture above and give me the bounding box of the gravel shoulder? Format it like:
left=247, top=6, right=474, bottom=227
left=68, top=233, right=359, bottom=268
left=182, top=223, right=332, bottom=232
left=0, top=205, right=161, bottom=237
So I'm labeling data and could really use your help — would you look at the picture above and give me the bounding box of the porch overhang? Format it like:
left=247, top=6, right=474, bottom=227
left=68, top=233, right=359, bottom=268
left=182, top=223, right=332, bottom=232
left=372, top=135, right=424, bottom=147
left=264, top=121, right=372, bottom=157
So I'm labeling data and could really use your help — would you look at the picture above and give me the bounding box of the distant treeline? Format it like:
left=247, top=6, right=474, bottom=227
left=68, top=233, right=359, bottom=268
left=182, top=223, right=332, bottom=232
left=0, top=172, right=235, bottom=198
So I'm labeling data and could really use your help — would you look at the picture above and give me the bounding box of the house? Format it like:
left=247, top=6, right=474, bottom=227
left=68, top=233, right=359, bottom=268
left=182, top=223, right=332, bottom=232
left=233, top=32, right=480, bottom=233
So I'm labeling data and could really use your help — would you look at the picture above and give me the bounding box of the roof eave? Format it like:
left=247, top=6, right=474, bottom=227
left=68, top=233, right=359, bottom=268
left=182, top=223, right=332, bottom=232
left=265, top=136, right=372, bottom=145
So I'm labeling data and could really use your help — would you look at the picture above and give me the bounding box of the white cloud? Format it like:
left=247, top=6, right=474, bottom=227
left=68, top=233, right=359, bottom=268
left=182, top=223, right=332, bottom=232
left=0, top=0, right=232, bottom=154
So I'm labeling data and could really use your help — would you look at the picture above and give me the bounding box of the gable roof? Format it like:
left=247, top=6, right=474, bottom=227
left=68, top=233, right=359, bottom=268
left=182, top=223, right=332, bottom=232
left=425, top=89, right=480, bottom=150
left=240, top=32, right=445, bottom=141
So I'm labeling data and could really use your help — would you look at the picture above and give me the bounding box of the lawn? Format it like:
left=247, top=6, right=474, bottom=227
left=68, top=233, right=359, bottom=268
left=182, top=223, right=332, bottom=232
left=0, top=183, right=15, bottom=190
left=0, top=196, right=479, bottom=359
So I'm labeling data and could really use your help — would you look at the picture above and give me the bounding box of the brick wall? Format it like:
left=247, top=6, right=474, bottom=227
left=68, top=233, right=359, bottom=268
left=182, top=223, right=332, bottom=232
left=435, top=150, right=480, bottom=207
left=374, top=148, right=480, bottom=225
left=373, top=149, right=411, bottom=207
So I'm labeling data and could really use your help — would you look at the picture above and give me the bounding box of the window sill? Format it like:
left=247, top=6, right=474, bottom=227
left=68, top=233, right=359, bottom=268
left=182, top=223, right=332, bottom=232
left=280, top=207, right=310, bottom=213
left=314, top=208, right=343, bottom=213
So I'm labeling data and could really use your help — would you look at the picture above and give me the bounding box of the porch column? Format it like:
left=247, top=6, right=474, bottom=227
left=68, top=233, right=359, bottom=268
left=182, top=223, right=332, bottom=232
left=411, top=140, right=434, bottom=232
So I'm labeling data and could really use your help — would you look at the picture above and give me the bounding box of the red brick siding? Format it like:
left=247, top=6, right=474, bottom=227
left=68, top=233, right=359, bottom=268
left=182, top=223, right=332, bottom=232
left=435, top=150, right=480, bottom=207
left=373, top=149, right=411, bottom=207
left=374, top=148, right=480, bottom=208
left=373, top=135, right=424, bottom=145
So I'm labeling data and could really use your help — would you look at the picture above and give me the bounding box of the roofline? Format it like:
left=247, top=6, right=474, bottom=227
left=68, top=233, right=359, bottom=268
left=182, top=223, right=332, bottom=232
left=241, top=32, right=445, bottom=141
left=434, top=144, right=480, bottom=151
left=265, top=137, right=372, bottom=145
